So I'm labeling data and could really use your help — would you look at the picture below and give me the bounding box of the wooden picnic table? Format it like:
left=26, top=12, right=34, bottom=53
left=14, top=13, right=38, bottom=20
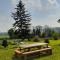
left=15, top=43, right=52, bottom=60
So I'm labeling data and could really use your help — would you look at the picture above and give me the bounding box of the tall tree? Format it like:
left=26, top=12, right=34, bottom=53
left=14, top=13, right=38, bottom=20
left=57, top=19, right=60, bottom=23
left=35, top=26, right=42, bottom=37
left=8, top=28, right=15, bottom=39
left=12, top=0, right=31, bottom=40
left=43, top=25, right=52, bottom=38
left=32, top=28, right=36, bottom=37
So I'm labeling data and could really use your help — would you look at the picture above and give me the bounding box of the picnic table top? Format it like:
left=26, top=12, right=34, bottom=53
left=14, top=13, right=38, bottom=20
left=19, top=43, right=48, bottom=49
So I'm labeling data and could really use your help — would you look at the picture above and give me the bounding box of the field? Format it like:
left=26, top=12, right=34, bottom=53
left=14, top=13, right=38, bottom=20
left=35, top=40, right=60, bottom=60
left=0, top=40, right=60, bottom=60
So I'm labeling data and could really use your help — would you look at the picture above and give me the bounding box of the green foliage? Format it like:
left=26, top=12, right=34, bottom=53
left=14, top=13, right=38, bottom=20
left=32, top=26, right=42, bottom=38
left=57, top=19, right=60, bottom=23
left=33, top=36, right=40, bottom=42
left=2, top=40, right=8, bottom=48
left=44, top=38, right=49, bottom=43
left=41, top=32, right=46, bottom=38
left=8, top=28, right=15, bottom=39
left=52, top=32, right=58, bottom=40
left=43, top=26, right=53, bottom=38
left=8, top=41, right=16, bottom=45
left=12, top=0, right=31, bottom=40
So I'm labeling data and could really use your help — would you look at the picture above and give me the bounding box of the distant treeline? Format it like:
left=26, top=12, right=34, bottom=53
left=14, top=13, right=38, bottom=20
left=8, top=25, right=60, bottom=40
left=0, top=32, right=8, bottom=35
left=0, top=25, right=60, bottom=40
left=0, top=32, right=9, bottom=40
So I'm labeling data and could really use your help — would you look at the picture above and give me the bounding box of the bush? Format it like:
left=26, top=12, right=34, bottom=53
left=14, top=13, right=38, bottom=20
left=44, top=38, right=49, bottom=43
left=8, top=41, right=17, bottom=45
left=2, top=40, right=8, bottom=48
left=54, top=37, right=58, bottom=40
left=33, top=36, right=40, bottom=42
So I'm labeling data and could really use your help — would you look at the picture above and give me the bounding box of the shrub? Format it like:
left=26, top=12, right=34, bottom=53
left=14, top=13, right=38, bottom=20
left=2, top=40, right=8, bottom=48
left=8, top=41, right=17, bottom=45
left=44, top=38, right=49, bottom=43
left=54, top=37, right=58, bottom=40
left=33, top=36, right=40, bottom=42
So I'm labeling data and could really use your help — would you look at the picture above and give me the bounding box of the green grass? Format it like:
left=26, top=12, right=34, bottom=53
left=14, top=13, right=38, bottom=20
left=0, top=47, right=13, bottom=60
left=35, top=40, right=60, bottom=60
left=0, top=40, right=60, bottom=60
left=0, top=34, right=9, bottom=39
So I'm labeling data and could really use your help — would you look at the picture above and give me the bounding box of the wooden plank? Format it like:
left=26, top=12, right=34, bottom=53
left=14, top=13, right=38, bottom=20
left=20, top=43, right=48, bottom=49
left=22, top=48, right=52, bottom=55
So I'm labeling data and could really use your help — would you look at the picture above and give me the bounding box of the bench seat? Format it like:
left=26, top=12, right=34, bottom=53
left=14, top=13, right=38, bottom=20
left=15, top=47, right=52, bottom=56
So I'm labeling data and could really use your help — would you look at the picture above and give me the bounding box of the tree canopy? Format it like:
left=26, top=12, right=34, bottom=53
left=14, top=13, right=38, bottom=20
left=12, top=0, right=31, bottom=40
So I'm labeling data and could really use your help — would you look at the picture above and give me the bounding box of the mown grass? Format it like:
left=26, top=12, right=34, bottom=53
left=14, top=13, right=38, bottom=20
left=35, top=40, right=60, bottom=60
left=0, top=40, right=60, bottom=60
left=0, top=45, right=14, bottom=60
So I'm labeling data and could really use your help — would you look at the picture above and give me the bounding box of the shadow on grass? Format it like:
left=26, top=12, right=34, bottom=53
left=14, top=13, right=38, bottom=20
left=12, top=56, right=37, bottom=60
left=12, top=54, right=52, bottom=60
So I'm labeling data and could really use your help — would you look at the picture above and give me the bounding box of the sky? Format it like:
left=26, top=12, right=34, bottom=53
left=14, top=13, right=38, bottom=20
left=0, top=0, right=60, bottom=32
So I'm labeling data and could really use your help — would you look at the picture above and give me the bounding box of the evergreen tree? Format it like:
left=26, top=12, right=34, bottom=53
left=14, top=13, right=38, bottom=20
left=12, top=0, right=31, bottom=40
left=32, top=28, right=36, bottom=37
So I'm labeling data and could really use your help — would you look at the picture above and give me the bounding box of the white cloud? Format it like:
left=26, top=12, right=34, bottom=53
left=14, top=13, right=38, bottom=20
left=11, top=0, right=42, bottom=10
left=31, top=14, right=60, bottom=27
left=10, top=0, right=60, bottom=27
left=48, top=0, right=58, bottom=4
left=48, top=0, right=59, bottom=8
left=11, top=0, right=59, bottom=12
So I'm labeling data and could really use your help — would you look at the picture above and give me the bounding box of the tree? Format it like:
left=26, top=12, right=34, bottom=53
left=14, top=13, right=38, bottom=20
left=35, top=26, right=42, bottom=37
left=43, top=25, right=52, bottom=38
left=12, top=0, right=31, bottom=40
left=32, top=26, right=42, bottom=38
left=8, top=28, right=15, bottom=39
left=32, top=27, right=36, bottom=37
left=44, top=38, right=49, bottom=43
left=52, top=32, right=58, bottom=40
left=41, top=32, right=46, bottom=38
left=57, top=19, right=60, bottom=23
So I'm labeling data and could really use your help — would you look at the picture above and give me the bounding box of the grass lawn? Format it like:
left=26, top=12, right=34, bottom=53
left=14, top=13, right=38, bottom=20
left=0, top=40, right=60, bottom=60
left=0, top=45, right=15, bottom=60
left=35, top=40, right=60, bottom=60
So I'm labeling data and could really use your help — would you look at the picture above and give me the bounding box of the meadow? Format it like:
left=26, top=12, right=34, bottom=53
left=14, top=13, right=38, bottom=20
left=0, top=39, right=60, bottom=60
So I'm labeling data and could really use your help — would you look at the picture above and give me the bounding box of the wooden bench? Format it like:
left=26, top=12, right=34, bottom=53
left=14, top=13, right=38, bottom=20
left=15, top=47, right=52, bottom=55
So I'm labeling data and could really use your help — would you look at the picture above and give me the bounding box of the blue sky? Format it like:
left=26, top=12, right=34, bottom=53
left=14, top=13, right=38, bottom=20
left=0, top=0, right=60, bottom=32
